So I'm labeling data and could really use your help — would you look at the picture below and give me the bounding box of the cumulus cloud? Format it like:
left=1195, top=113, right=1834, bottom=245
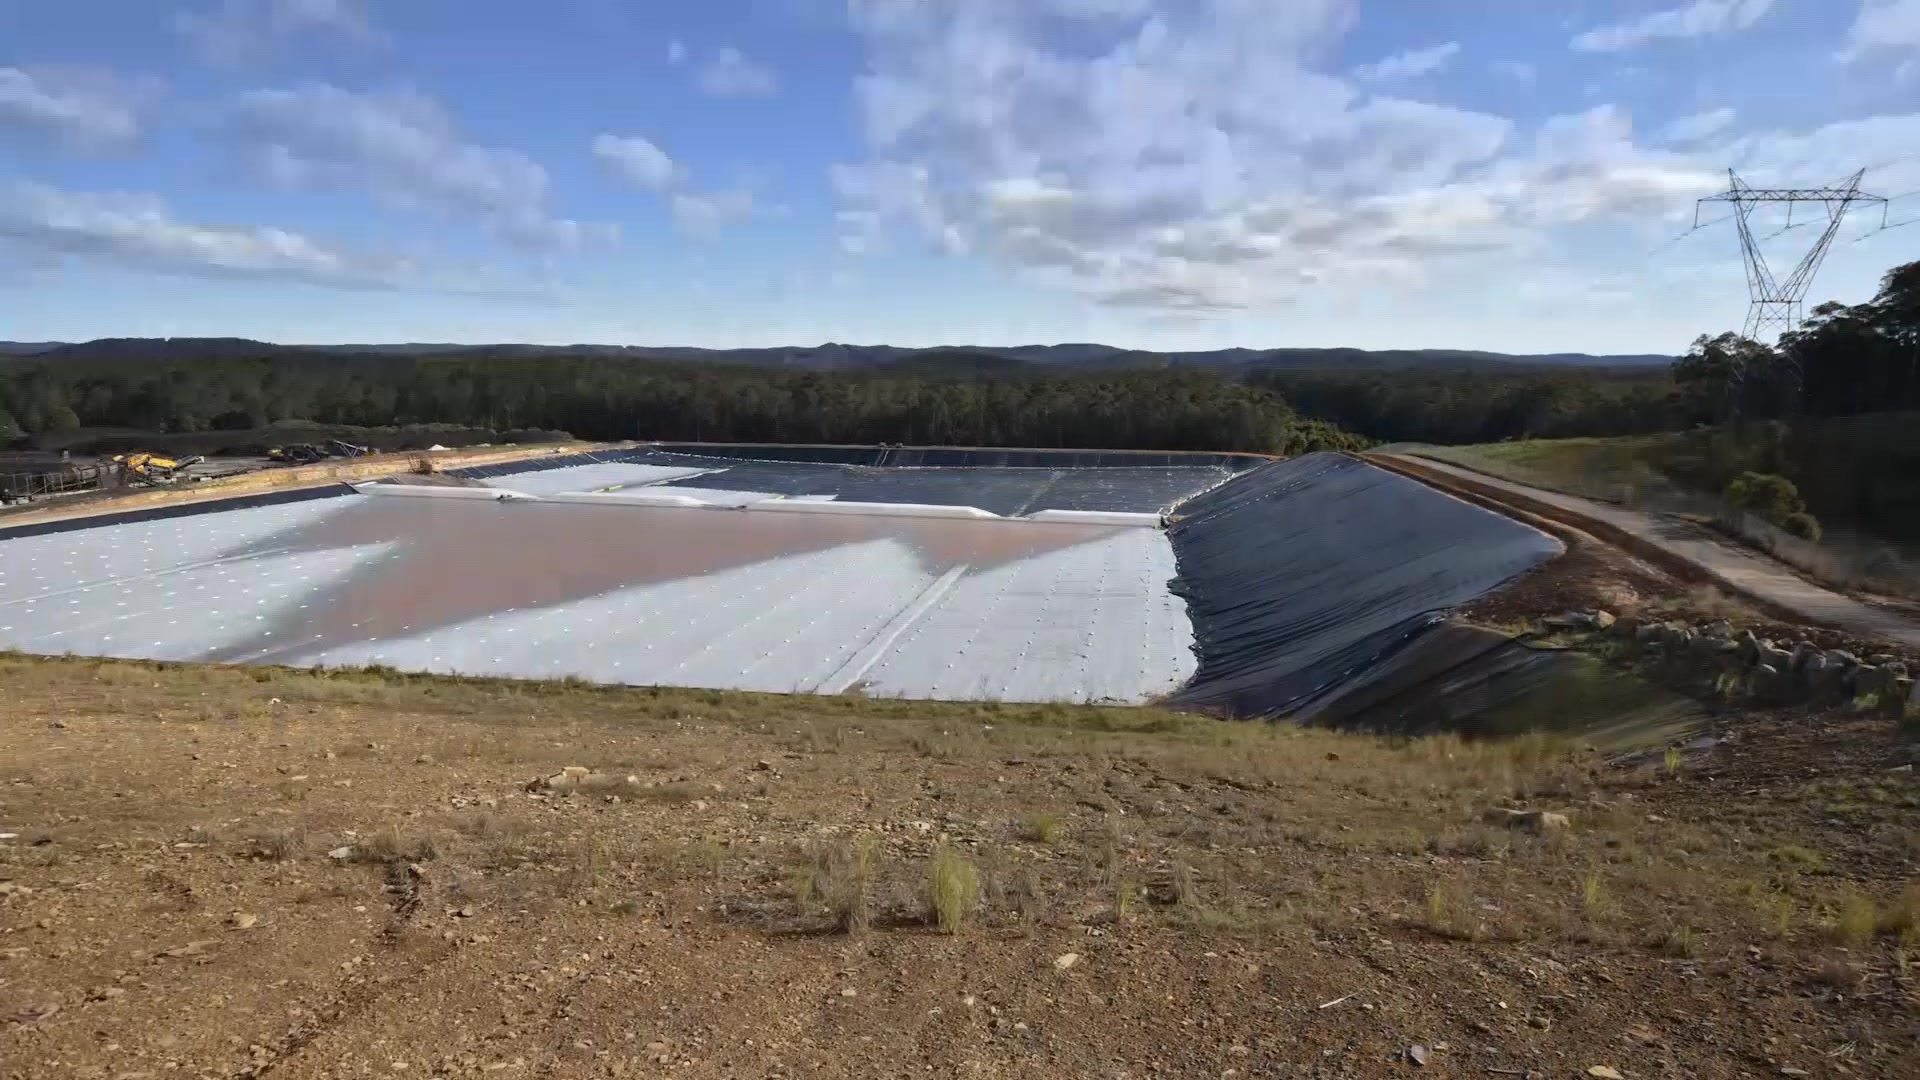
left=0, top=181, right=408, bottom=289
left=1571, top=0, right=1774, bottom=53
left=834, top=1, right=1750, bottom=312
left=1354, top=42, right=1460, bottom=82
left=697, top=47, right=779, bottom=96
left=667, top=39, right=688, bottom=64
left=218, top=85, right=607, bottom=250
left=178, top=0, right=379, bottom=60
left=0, top=66, right=152, bottom=148
left=593, top=133, right=677, bottom=190
left=1841, top=0, right=1920, bottom=58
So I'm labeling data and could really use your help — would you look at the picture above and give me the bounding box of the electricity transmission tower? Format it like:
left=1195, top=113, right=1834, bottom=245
left=1694, top=168, right=1889, bottom=342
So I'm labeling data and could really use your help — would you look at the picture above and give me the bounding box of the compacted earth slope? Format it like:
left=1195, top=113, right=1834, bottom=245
left=2, top=656, right=1916, bottom=1079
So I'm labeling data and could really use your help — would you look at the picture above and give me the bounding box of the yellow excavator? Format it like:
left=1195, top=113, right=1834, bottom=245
left=111, top=451, right=205, bottom=486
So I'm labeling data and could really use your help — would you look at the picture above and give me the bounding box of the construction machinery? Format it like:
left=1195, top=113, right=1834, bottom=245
left=267, top=439, right=370, bottom=466
left=111, top=452, right=205, bottom=486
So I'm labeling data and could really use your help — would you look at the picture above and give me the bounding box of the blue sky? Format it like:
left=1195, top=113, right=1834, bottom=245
left=2, top=0, right=1917, bottom=353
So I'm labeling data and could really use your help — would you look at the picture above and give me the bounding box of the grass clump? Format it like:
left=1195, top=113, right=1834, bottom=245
left=362, top=822, right=438, bottom=865
left=925, top=841, right=979, bottom=934
left=1824, top=892, right=1877, bottom=947
left=795, top=835, right=878, bottom=934
left=1023, top=812, right=1061, bottom=845
left=246, top=827, right=306, bottom=862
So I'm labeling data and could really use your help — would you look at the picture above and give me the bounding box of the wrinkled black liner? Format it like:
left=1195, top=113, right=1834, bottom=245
left=1166, top=453, right=1563, bottom=718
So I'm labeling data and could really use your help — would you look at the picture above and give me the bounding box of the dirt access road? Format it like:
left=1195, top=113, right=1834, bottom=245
left=1373, top=453, right=1920, bottom=650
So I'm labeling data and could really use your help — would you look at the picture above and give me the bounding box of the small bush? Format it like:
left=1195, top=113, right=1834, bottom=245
left=1726, top=471, right=1806, bottom=522
left=925, top=842, right=978, bottom=934
left=1781, top=512, right=1823, bottom=542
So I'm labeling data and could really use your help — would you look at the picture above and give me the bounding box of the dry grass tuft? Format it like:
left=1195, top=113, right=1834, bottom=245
left=1824, top=892, right=1877, bottom=947
left=246, top=827, right=306, bottom=862
left=1023, top=812, right=1061, bottom=845
left=794, top=835, right=878, bottom=934
left=925, top=841, right=978, bottom=934
left=360, top=822, right=439, bottom=865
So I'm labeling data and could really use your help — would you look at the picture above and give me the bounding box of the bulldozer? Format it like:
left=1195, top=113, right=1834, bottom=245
left=112, top=451, right=205, bottom=486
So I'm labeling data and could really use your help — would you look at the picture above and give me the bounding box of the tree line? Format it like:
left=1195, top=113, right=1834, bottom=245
left=0, top=355, right=1366, bottom=457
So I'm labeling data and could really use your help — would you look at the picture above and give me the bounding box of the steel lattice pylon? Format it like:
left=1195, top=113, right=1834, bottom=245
left=1695, top=168, right=1888, bottom=342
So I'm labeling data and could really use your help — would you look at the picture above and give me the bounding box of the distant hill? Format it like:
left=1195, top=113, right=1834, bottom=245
left=10, top=337, right=1676, bottom=371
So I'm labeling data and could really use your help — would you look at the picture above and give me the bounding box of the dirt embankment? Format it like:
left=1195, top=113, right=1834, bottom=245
left=2, top=657, right=1916, bottom=1078
left=0, top=441, right=611, bottom=532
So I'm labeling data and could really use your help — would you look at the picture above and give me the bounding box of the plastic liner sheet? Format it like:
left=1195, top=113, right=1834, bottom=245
left=653, top=461, right=1231, bottom=516
left=1301, top=623, right=1702, bottom=746
left=1166, top=453, right=1563, bottom=718
left=0, top=483, right=358, bottom=541
left=447, top=449, right=1233, bottom=516
left=645, top=444, right=1270, bottom=470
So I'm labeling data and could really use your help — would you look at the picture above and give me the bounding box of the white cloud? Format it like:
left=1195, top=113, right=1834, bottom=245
left=177, top=0, right=379, bottom=60
left=218, top=85, right=606, bottom=250
left=1661, top=106, right=1738, bottom=143
left=667, top=39, right=688, bottom=64
left=671, top=189, right=756, bottom=234
left=0, top=181, right=407, bottom=289
left=0, top=67, right=151, bottom=148
left=1571, top=0, right=1774, bottom=52
left=836, top=2, right=1752, bottom=312
left=697, top=47, right=779, bottom=96
left=1842, top=0, right=1920, bottom=57
left=593, top=133, right=677, bottom=190
left=1354, top=42, right=1460, bottom=82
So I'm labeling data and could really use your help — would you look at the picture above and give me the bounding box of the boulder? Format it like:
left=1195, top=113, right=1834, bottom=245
left=1752, top=664, right=1792, bottom=704
left=1790, top=641, right=1819, bottom=671
left=1756, top=645, right=1794, bottom=672
left=1885, top=661, right=1909, bottom=679
left=1704, top=620, right=1734, bottom=640
left=1737, top=629, right=1762, bottom=664
left=1591, top=610, right=1617, bottom=631
left=1828, top=650, right=1862, bottom=669
left=1611, top=614, right=1641, bottom=638
left=1907, top=676, right=1920, bottom=710
left=1852, top=665, right=1891, bottom=700
left=1634, top=623, right=1664, bottom=645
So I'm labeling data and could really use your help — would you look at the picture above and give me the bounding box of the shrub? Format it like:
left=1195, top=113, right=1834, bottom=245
left=1781, top=512, right=1823, bottom=542
left=1726, top=471, right=1807, bottom=522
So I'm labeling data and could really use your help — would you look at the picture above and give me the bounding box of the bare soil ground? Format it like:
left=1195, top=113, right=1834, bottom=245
left=3, top=655, right=1917, bottom=1080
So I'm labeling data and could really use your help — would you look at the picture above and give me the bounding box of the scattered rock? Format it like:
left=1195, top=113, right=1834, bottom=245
left=328, top=846, right=354, bottom=860
left=1053, top=952, right=1081, bottom=971
left=1590, top=610, right=1617, bottom=631
left=1482, top=807, right=1570, bottom=833
left=228, top=912, right=258, bottom=930
left=1407, top=1045, right=1430, bottom=1066
left=1587, top=1068, right=1625, bottom=1080
left=839, top=988, right=857, bottom=998
left=753, top=760, right=774, bottom=772
left=414, top=754, right=433, bottom=765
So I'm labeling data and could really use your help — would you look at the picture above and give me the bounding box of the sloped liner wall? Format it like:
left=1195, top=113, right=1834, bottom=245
left=1300, top=623, right=1702, bottom=747
left=1167, top=453, right=1564, bottom=718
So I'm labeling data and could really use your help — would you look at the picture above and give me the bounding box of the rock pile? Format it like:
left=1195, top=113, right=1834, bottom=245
left=1550, top=610, right=1916, bottom=713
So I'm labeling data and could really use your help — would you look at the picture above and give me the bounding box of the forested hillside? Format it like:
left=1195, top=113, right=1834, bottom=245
left=0, top=356, right=1364, bottom=456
